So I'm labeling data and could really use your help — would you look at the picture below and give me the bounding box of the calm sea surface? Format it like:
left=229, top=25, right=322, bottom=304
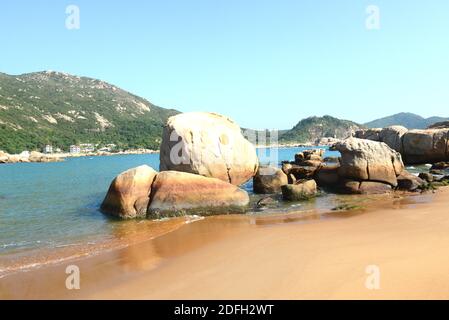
left=4, top=146, right=416, bottom=260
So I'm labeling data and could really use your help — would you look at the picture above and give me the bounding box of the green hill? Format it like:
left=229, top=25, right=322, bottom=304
left=364, top=112, right=449, bottom=129
left=279, top=115, right=361, bottom=144
left=0, top=71, right=179, bottom=153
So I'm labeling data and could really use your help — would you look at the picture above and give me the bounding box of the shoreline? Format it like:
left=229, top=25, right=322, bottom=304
left=0, top=149, right=160, bottom=164
left=1, top=188, right=447, bottom=299
left=0, top=189, right=426, bottom=278
left=1, top=144, right=331, bottom=165
left=0, top=215, right=203, bottom=279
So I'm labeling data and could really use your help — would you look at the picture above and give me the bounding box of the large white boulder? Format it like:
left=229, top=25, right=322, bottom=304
left=159, top=112, right=259, bottom=186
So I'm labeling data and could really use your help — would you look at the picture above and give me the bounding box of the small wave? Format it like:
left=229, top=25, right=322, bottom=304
left=0, top=254, right=88, bottom=278
left=185, top=215, right=205, bottom=224
left=1, top=240, right=54, bottom=250
left=54, top=243, right=84, bottom=248
left=0, top=242, right=118, bottom=279
left=0, top=215, right=203, bottom=278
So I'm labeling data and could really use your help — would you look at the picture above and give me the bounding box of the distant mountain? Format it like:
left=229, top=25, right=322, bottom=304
left=364, top=112, right=449, bottom=129
left=0, top=71, right=179, bottom=153
left=279, top=115, right=362, bottom=144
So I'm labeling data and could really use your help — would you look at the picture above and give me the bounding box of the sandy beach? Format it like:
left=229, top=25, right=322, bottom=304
left=1, top=187, right=449, bottom=300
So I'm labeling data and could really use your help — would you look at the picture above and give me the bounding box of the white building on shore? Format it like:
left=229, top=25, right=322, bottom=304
left=80, top=143, right=95, bottom=153
left=98, top=144, right=117, bottom=152
left=69, top=145, right=81, bottom=154
left=43, top=145, right=53, bottom=154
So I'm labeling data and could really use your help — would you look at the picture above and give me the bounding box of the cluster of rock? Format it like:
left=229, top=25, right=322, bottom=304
left=329, top=138, right=425, bottom=193
left=101, top=111, right=447, bottom=220
left=0, top=151, right=63, bottom=164
left=413, top=159, right=449, bottom=187
left=355, top=126, right=449, bottom=164
left=431, top=162, right=449, bottom=171
left=253, top=149, right=323, bottom=200
left=254, top=138, right=429, bottom=198
left=101, top=166, right=250, bottom=219
left=102, top=112, right=258, bottom=219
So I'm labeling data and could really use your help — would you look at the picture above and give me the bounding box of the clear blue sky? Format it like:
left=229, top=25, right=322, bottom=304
left=1, top=0, right=448, bottom=129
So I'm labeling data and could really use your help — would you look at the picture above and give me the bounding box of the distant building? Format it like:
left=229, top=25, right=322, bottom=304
left=43, top=145, right=53, bottom=154
left=80, top=143, right=95, bottom=153
left=70, top=145, right=81, bottom=154
left=98, top=144, right=117, bottom=152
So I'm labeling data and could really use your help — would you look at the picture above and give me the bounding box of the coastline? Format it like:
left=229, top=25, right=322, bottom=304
left=0, top=148, right=160, bottom=164
left=1, top=143, right=332, bottom=165
left=1, top=187, right=448, bottom=299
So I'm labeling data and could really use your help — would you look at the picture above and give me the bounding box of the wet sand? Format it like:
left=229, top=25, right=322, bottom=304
left=2, top=188, right=449, bottom=299
left=0, top=216, right=201, bottom=279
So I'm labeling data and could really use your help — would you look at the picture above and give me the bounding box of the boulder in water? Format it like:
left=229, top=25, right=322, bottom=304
left=355, top=127, right=449, bottom=165
left=431, top=162, right=449, bottom=170
left=418, top=172, right=434, bottom=183
left=331, top=138, right=404, bottom=187
left=281, top=162, right=293, bottom=175
left=159, top=112, right=259, bottom=186
left=396, top=171, right=425, bottom=192
left=147, top=171, right=249, bottom=218
left=101, top=165, right=158, bottom=219
left=253, top=166, right=288, bottom=194
left=315, top=165, right=340, bottom=187
left=289, top=165, right=318, bottom=180
left=402, top=129, right=449, bottom=164
left=281, top=180, right=317, bottom=201
left=339, top=180, right=392, bottom=194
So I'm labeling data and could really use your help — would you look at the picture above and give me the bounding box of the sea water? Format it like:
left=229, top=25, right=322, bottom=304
left=0, top=147, right=348, bottom=270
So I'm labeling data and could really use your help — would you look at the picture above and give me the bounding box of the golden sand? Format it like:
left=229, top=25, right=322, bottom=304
left=2, top=188, right=449, bottom=299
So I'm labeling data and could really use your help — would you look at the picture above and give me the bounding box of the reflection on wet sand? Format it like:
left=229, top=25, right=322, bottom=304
left=0, top=217, right=191, bottom=279
left=0, top=190, right=438, bottom=299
